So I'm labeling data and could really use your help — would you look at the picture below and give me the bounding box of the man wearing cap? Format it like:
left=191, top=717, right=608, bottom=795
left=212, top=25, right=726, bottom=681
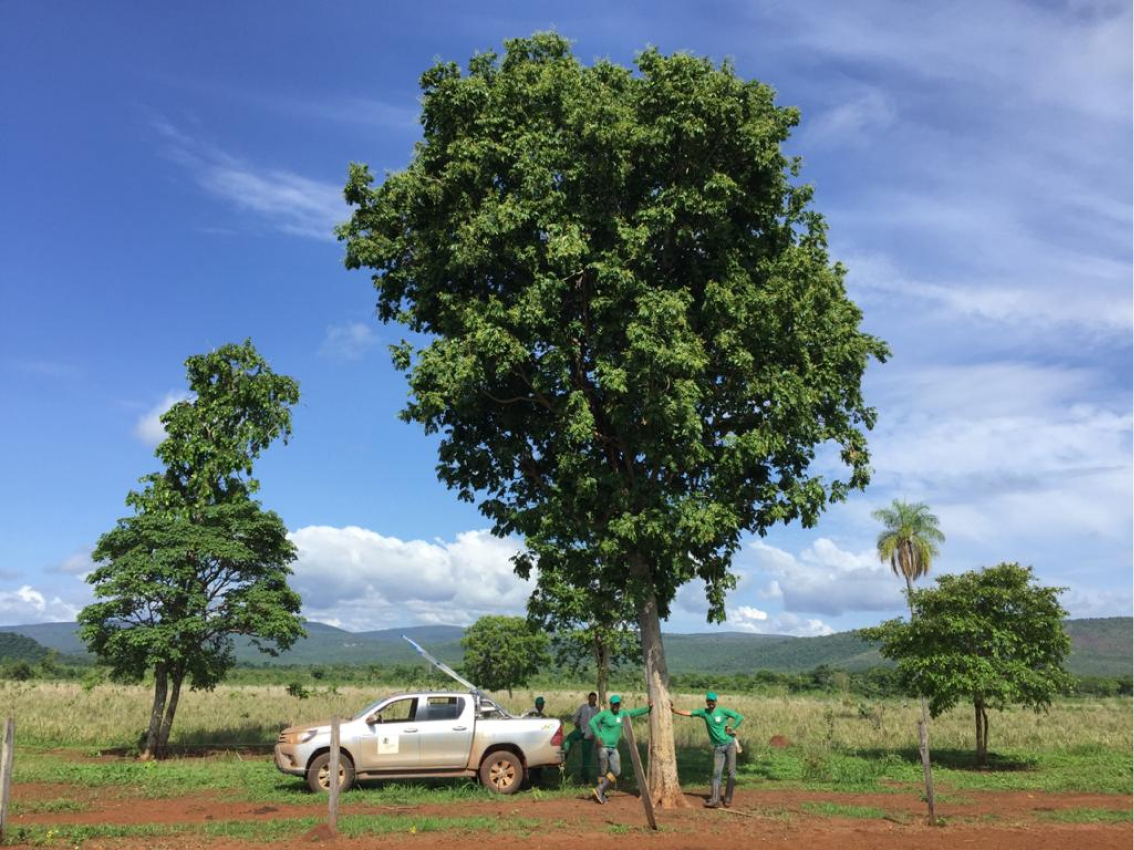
left=672, top=691, right=744, bottom=808
left=523, top=697, right=548, bottom=784
left=562, top=692, right=600, bottom=782
left=588, top=695, right=651, bottom=804
left=523, top=696, right=547, bottom=718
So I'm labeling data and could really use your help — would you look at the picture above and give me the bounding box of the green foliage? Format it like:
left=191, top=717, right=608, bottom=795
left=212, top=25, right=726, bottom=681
left=526, top=569, right=639, bottom=695
left=339, top=31, right=887, bottom=625
left=285, top=681, right=310, bottom=699
left=861, top=562, right=1074, bottom=758
left=460, top=615, right=550, bottom=696
left=0, top=632, right=47, bottom=664
left=78, top=340, right=304, bottom=756
left=872, top=499, right=945, bottom=589
left=3, top=660, right=36, bottom=681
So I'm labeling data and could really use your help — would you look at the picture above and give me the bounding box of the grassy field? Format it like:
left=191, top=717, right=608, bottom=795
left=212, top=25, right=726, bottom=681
left=2, top=681, right=1128, bottom=754
left=1, top=681, right=1129, bottom=798
left=0, top=682, right=1129, bottom=848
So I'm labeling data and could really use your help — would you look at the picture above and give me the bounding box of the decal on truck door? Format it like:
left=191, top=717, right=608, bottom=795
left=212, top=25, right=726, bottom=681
left=378, top=734, right=399, bottom=755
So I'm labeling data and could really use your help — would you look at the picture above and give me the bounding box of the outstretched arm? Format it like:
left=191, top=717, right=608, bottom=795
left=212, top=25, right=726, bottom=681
left=725, top=708, right=744, bottom=731
left=670, top=701, right=692, bottom=717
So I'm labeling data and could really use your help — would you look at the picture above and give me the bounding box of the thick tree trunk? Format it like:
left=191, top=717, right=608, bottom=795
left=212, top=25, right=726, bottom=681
left=595, top=639, right=610, bottom=708
left=982, top=705, right=989, bottom=761
left=141, top=664, right=168, bottom=761
left=631, top=555, right=687, bottom=809
left=156, top=671, right=184, bottom=759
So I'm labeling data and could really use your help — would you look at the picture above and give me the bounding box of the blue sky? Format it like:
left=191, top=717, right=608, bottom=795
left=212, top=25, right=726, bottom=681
left=2, top=1, right=1130, bottom=637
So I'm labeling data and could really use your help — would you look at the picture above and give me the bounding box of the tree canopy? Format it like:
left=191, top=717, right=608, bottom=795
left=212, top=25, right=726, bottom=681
left=460, top=615, right=551, bottom=698
left=79, top=341, right=304, bottom=759
left=340, top=33, right=887, bottom=804
left=873, top=500, right=945, bottom=594
left=861, top=562, right=1073, bottom=764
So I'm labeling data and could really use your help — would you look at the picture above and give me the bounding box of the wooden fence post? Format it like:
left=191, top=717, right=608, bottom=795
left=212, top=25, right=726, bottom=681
left=0, top=717, right=14, bottom=843
left=918, top=706, right=937, bottom=825
left=621, top=715, right=657, bottom=830
left=328, top=716, right=340, bottom=835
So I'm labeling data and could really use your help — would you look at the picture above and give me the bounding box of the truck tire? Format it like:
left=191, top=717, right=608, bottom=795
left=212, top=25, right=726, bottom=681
left=307, top=751, right=355, bottom=794
left=479, top=750, right=524, bottom=794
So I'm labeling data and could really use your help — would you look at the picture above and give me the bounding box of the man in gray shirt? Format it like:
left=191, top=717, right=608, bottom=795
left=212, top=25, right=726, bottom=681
left=562, top=692, right=600, bottom=782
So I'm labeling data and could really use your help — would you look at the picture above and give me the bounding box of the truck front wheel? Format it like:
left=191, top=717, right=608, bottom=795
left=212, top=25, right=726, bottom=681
left=479, top=751, right=524, bottom=794
left=307, top=751, right=356, bottom=793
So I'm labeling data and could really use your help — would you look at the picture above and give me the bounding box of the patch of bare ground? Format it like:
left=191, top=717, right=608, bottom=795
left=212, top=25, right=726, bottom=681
left=9, top=784, right=1131, bottom=849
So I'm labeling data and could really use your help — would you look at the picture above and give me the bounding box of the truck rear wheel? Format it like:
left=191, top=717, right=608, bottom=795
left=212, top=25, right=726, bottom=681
left=480, top=750, right=524, bottom=794
left=307, top=751, right=355, bottom=793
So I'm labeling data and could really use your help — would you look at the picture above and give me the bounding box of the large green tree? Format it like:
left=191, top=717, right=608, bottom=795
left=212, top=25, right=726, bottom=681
left=339, top=33, right=887, bottom=805
left=862, top=563, right=1073, bottom=765
left=460, top=615, right=551, bottom=698
left=79, top=341, right=304, bottom=760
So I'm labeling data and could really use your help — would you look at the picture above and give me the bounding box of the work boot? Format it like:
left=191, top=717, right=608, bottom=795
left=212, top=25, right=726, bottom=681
left=724, top=777, right=736, bottom=808
left=593, top=776, right=611, bottom=804
left=704, top=798, right=722, bottom=809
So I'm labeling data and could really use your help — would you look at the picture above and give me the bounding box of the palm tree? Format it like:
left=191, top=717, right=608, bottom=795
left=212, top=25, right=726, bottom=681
left=873, top=499, right=945, bottom=826
left=873, top=500, right=945, bottom=614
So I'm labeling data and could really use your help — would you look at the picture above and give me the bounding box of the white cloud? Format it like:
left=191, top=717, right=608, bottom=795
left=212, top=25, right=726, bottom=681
left=0, top=585, right=80, bottom=624
left=197, top=165, right=344, bottom=241
left=133, top=391, right=191, bottom=446
left=773, top=1, right=1131, bottom=121
left=864, top=361, right=1133, bottom=549
left=1060, top=585, right=1134, bottom=619
left=287, top=526, right=534, bottom=631
left=319, top=322, right=379, bottom=361
left=740, top=538, right=902, bottom=617
left=846, top=251, right=1132, bottom=338
left=51, top=548, right=95, bottom=578
left=727, top=605, right=834, bottom=637
left=803, top=87, right=896, bottom=148
left=154, top=120, right=346, bottom=241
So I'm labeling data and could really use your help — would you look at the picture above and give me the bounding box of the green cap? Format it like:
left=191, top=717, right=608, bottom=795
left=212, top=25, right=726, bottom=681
left=609, top=694, right=622, bottom=704
left=706, top=691, right=718, bottom=702
left=535, top=696, right=545, bottom=705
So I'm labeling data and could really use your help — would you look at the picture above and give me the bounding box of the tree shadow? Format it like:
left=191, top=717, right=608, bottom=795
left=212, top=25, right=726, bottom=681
left=852, top=746, right=1038, bottom=772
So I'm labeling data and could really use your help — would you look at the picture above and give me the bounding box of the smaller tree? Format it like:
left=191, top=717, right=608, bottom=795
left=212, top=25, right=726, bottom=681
left=861, top=563, right=1072, bottom=765
left=79, top=341, right=304, bottom=759
left=525, top=567, right=639, bottom=705
left=460, top=615, right=551, bottom=698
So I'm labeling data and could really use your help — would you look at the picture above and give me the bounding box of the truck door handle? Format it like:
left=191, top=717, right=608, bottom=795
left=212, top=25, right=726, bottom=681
left=453, top=725, right=467, bottom=731
left=404, top=728, right=418, bottom=733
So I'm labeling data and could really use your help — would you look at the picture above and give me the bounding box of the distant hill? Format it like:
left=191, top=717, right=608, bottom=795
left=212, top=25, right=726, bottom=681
left=0, top=632, right=50, bottom=663
left=0, top=622, right=86, bottom=656
left=665, top=629, right=887, bottom=674
left=1063, top=618, right=1134, bottom=677
left=2, top=617, right=1128, bottom=677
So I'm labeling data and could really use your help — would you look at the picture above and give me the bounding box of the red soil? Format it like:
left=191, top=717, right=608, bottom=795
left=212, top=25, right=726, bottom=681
left=11, top=782, right=1131, bottom=850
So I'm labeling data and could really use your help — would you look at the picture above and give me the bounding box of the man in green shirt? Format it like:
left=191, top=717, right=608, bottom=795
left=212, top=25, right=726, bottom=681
left=588, top=694, right=651, bottom=804
left=672, top=691, right=744, bottom=808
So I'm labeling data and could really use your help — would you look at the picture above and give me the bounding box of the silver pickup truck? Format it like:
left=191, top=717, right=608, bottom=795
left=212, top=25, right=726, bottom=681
left=274, top=639, right=563, bottom=794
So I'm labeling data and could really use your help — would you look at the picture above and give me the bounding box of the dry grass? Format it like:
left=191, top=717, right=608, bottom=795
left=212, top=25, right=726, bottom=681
left=0, top=680, right=1128, bottom=756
